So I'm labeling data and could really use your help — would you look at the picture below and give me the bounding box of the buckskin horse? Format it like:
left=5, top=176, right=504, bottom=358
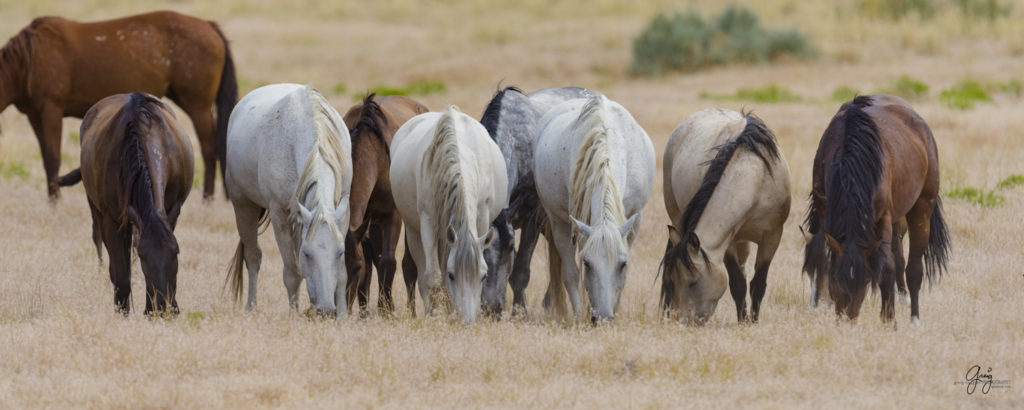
left=0, top=11, right=237, bottom=200
left=803, top=95, right=951, bottom=325
left=660, top=109, right=791, bottom=325
left=341, top=93, right=428, bottom=317
left=58, top=92, right=193, bottom=315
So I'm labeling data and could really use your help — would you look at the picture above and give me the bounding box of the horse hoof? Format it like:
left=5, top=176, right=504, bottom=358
left=910, top=316, right=920, bottom=327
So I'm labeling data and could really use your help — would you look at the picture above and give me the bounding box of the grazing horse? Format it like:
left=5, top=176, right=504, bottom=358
left=390, top=106, right=507, bottom=324
left=341, top=93, right=428, bottom=317
left=803, top=95, right=950, bottom=324
left=479, top=86, right=599, bottom=316
left=534, top=95, right=655, bottom=322
left=0, top=11, right=237, bottom=200
left=660, top=109, right=790, bottom=324
left=57, top=93, right=193, bottom=315
left=225, top=84, right=352, bottom=319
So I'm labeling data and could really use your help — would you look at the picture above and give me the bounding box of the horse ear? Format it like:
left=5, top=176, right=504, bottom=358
left=798, top=226, right=813, bottom=244
left=619, top=213, right=640, bottom=238
left=296, top=201, right=313, bottom=224
left=447, top=226, right=457, bottom=243
left=667, top=225, right=681, bottom=246
left=570, top=216, right=593, bottom=239
left=861, top=240, right=881, bottom=258
left=479, top=227, right=495, bottom=249
left=686, top=233, right=701, bottom=252
left=824, top=233, right=841, bottom=254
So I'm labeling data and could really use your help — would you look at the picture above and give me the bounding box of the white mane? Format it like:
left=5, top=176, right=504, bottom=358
left=569, top=96, right=626, bottom=247
left=290, top=87, right=350, bottom=242
left=424, top=106, right=476, bottom=271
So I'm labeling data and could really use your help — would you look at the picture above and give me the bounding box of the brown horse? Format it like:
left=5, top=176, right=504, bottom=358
left=0, top=11, right=236, bottom=200
left=58, top=93, right=193, bottom=315
left=342, top=93, right=428, bottom=317
left=803, top=94, right=951, bottom=324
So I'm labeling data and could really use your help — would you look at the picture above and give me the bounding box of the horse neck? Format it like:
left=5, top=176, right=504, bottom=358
left=571, top=117, right=626, bottom=229
left=347, top=132, right=385, bottom=231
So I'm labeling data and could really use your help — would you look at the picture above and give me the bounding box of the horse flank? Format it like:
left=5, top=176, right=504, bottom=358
left=569, top=96, right=626, bottom=246
left=118, top=93, right=175, bottom=242
left=666, top=113, right=780, bottom=271
left=350, top=93, right=390, bottom=158
left=425, top=106, right=474, bottom=271
left=825, top=95, right=886, bottom=293
left=289, top=88, right=350, bottom=242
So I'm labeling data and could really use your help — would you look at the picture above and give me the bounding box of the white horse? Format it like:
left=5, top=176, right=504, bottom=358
left=390, top=106, right=508, bottom=324
left=661, top=109, right=790, bottom=324
left=534, top=95, right=655, bottom=322
left=224, top=83, right=352, bottom=319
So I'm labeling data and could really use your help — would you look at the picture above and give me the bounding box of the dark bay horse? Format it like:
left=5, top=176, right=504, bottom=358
left=478, top=86, right=599, bottom=317
left=803, top=94, right=950, bottom=324
left=58, top=93, right=193, bottom=315
left=0, top=11, right=236, bottom=200
left=342, top=93, right=428, bottom=317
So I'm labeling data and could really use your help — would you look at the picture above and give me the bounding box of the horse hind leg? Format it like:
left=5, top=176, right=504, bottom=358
left=177, top=100, right=218, bottom=200
left=725, top=243, right=749, bottom=322
left=357, top=236, right=375, bottom=318
left=232, top=201, right=264, bottom=310
left=101, top=218, right=133, bottom=315
left=892, top=221, right=909, bottom=304
left=510, top=217, right=543, bottom=316
left=904, top=201, right=935, bottom=326
left=401, top=238, right=418, bottom=318
left=376, top=214, right=402, bottom=317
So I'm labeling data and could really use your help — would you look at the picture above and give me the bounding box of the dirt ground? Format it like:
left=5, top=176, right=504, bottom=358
left=0, top=1, right=1021, bottom=407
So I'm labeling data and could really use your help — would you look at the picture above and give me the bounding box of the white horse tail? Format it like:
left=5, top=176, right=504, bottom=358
left=225, top=208, right=270, bottom=302
left=568, top=95, right=625, bottom=246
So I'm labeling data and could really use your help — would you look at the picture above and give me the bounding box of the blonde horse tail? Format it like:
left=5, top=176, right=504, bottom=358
left=225, top=208, right=269, bottom=303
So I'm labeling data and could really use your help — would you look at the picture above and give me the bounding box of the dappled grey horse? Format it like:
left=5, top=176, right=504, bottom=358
left=479, top=86, right=599, bottom=316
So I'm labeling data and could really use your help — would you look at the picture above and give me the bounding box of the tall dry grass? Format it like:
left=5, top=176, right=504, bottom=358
left=0, top=0, right=1022, bottom=407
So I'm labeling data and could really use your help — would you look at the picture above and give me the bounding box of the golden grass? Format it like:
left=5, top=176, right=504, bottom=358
left=1, top=0, right=1022, bottom=407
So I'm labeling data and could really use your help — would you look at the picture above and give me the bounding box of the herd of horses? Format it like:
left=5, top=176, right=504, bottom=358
left=1, top=11, right=951, bottom=325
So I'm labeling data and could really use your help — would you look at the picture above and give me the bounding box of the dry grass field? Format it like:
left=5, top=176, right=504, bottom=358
left=1, top=0, right=1022, bottom=407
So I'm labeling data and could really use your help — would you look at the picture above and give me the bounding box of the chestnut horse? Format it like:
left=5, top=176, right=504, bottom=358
left=342, top=93, right=428, bottom=317
left=0, top=11, right=236, bottom=200
left=58, top=93, right=193, bottom=315
left=803, top=95, right=951, bottom=325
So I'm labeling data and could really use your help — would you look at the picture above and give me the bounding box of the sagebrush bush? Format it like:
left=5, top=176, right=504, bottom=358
left=631, top=6, right=815, bottom=76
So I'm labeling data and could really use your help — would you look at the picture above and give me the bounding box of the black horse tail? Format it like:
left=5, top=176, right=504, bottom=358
left=211, top=22, right=238, bottom=198
left=924, top=197, right=951, bottom=283
left=801, top=195, right=828, bottom=281
left=663, top=112, right=780, bottom=272
left=58, top=168, right=82, bottom=186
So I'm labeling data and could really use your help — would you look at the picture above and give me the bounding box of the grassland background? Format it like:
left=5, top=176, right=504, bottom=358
left=0, top=0, right=1022, bottom=407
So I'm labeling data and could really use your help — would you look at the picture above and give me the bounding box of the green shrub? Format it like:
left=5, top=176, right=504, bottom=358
left=366, top=78, right=447, bottom=98
left=631, top=6, right=815, bottom=76
left=700, top=84, right=802, bottom=103
left=955, top=0, right=1012, bottom=21
left=831, top=85, right=860, bottom=102
left=939, top=79, right=992, bottom=109
left=946, top=186, right=1005, bottom=207
left=860, top=0, right=935, bottom=20
left=996, top=174, right=1024, bottom=189
left=879, top=75, right=930, bottom=99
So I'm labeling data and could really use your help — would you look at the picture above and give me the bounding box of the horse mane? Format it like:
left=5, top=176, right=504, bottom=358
left=425, top=106, right=475, bottom=269
left=825, top=95, right=886, bottom=293
left=0, top=19, right=44, bottom=98
left=349, top=92, right=391, bottom=158
left=480, top=85, right=525, bottom=140
left=569, top=96, right=626, bottom=245
left=290, top=87, right=350, bottom=241
left=117, top=93, right=175, bottom=244
left=664, top=112, right=780, bottom=271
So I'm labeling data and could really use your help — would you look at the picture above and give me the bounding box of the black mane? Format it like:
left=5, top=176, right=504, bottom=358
left=662, top=112, right=780, bottom=272
left=480, top=85, right=524, bottom=141
left=824, top=95, right=886, bottom=293
left=118, top=93, right=174, bottom=244
left=349, top=92, right=390, bottom=158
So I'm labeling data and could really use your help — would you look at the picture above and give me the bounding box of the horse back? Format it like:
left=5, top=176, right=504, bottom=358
left=866, top=97, right=938, bottom=218
left=25, top=11, right=225, bottom=116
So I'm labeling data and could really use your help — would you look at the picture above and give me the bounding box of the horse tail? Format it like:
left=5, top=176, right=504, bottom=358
left=924, top=197, right=951, bottom=282
left=480, top=85, right=525, bottom=140
left=665, top=113, right=780, bottom=272
left=350, top=92, right=390, bottom=158
left=225, top=208, right=268, bottom=302
left=211, top=22, right=238, bottom=197
left=826, top=95, right=885, bottom=295
left=57, top=168, right=82, bottom=186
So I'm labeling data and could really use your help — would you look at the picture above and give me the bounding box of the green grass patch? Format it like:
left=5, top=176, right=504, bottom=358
left=939, top=79, right=992, bottom=110
left=955, top=0, right=1012, bottom=21
left=67, top=131, right=80, bottom=143
left=631, top=6, right=815, bottom=76
left=331, top=82, right=347, bottom=96
left=877, top=75, right=929, bottom=100
left=700, top=84, right=802, bottom=103
left=0, top=162, right=29, bottom=180
left=859, top=0, right=935, bottom=21
left=996, top=174, right=1024, bottom=189
left=365, top=78, right=446, bottom=98
left=946, top=186, right=1005, bottom=207
left=831, top=85, right=860, bottom=102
